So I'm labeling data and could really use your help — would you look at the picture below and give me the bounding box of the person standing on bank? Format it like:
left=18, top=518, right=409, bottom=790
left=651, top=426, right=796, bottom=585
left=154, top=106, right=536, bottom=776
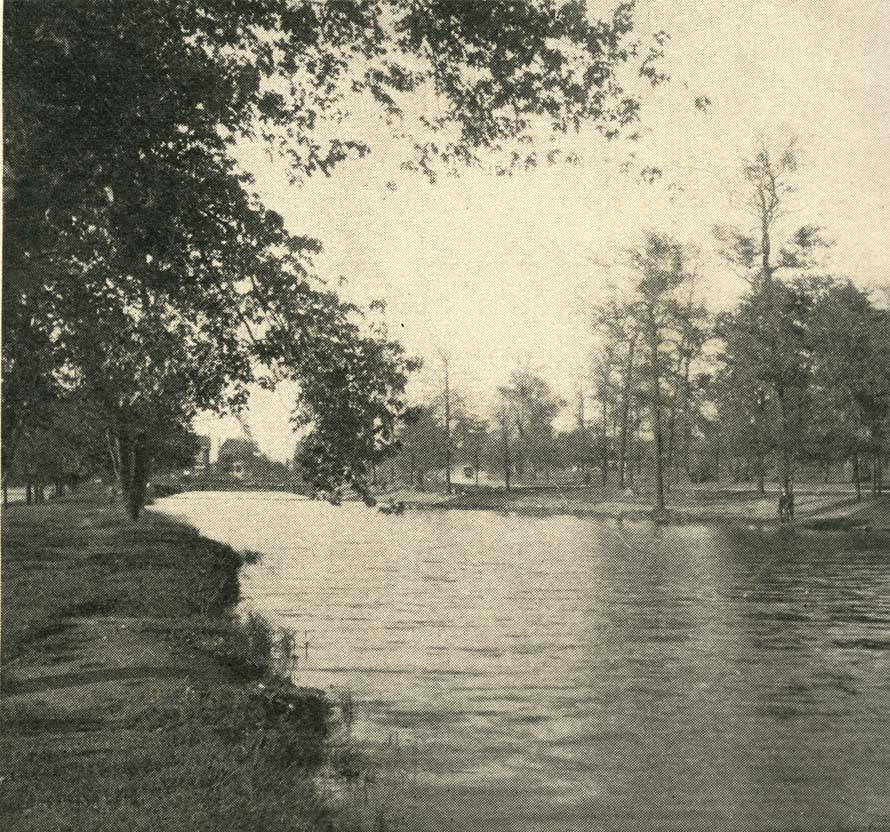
left=778, top=486, right=795, bottom=523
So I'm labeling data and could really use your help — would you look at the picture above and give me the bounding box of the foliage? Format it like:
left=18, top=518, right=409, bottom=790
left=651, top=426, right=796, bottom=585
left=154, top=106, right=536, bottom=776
left=4, top=0, right=660, bottom=515
left=292, top=306, right=421, bottom=499
left=715, top=280, right=816, bottom=490
left=810, top=281, right=890, bottom=494
left=497, top=371, right=565, bottom=480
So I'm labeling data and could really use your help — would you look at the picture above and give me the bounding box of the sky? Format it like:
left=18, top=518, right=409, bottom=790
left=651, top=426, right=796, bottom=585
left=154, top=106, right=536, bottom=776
left=198, top=0, right=890, bottom=461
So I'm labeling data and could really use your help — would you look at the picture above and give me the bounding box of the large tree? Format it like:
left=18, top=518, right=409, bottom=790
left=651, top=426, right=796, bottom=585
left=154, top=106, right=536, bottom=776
left=710, top=139, right=828, bottom=498
left=811, top=281, right=890, bottom=499
left=715, top=280, right=816, bottom=495
left=4, top=0, right=662, bottom=516
left=627, top=233, right=698, bottom=511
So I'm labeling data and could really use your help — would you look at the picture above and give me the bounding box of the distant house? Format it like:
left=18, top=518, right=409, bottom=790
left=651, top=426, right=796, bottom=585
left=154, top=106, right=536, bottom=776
left=216, top=437, right=262, bottom=481
left=193, top=436, right=211, bottom=472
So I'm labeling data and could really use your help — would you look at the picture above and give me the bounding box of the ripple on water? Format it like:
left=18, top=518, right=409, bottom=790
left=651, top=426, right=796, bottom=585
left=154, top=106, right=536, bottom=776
left=155, top=493, right=890, bottom=832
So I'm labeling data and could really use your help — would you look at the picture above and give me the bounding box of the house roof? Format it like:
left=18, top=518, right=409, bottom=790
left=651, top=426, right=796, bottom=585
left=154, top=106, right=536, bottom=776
left=217, top=437, right=260, bottom=460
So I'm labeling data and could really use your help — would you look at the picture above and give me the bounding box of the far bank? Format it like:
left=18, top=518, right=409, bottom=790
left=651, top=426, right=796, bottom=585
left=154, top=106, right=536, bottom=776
left=366, top=482, right=890, bottom=532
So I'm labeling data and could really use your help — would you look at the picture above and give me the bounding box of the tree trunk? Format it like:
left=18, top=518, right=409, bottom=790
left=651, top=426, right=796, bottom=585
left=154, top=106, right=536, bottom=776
left=118, top=430, right=151, bottom=520
left=443, top=360, right=452, bottom=495
left=617, top=338, right=636, bottom=490
left=26, top=481, right=32, bottom=505
left=649, top=330, right=665, bottom=513
left=601, top=430, right=609, bottom=488
left=775, top=386, right=792, bottom=494
left=2, top=482, right=7, bottom=508
left=852, top=452, right=861, bottom=502
left=599, top=376, right=610, bottom=488
left=1, top=419, right=27, bottom=496
left=665, top=360, right=683, bottom=490
left=870, top=424, right=883, bottom=498
left=626, top=402, right=637, bottom=487
left=502, top=425, right=511, bottom=492
left=129, top=435, right=150, bottom=519
left=756, top=453, right=765, bottom=494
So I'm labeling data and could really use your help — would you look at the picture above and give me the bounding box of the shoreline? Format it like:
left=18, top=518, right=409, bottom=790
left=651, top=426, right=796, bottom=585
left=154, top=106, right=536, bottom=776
left=371, top=484, right=890, bottom=534
left=0, top=493, right=363, bottom=831
left=150, top=481, right=890, bottom=534
left=6, top=488, right=885, bottom=829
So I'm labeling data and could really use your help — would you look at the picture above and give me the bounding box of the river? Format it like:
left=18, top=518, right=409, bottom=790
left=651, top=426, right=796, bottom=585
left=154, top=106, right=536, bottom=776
left=155, top=491, right=890, bottom=831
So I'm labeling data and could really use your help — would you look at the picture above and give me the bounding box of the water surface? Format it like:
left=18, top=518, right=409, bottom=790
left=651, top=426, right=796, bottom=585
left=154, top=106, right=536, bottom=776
left=156, top=491, right=890, bottom=831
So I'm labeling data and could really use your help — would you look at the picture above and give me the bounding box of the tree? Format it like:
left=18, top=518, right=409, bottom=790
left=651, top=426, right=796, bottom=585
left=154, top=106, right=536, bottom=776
left=293, top=308, right=420, bottom=501
left=392, top=404, right=440, bottom=490
left=6, top=392, right=111, bottom=506
left=627, top=233, right=698, bottom=511
left=4, top=0, right=663, bottom=517
left=497, top=371, right=565, bottom=483
left=711, top=139, right=828, bottom=498
left=494, top=406, right=514, bottom=492
left=811, top=281, right=890, bottom=499
left=715, top=280, right=816, bottom=495
left=713, top=139, right=830, bottom=291
left=592, top=297, right=640, bottom=488
left=441, top=353, right=453, bottom=494
left=590, top=348, right=615, bottom=486
left=556, top=426, right=598, bottom=484
left=453, top=413, right=489, bottom=487
left=711, top=358, right=773, bottom=490
left=663, top=276, right=709, bottom=487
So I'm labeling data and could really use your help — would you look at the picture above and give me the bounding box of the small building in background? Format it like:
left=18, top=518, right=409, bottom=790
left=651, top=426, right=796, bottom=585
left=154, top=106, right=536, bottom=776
left=216, top=437, right=262, bottom=481
left=193, top=436, right=211, bottom=473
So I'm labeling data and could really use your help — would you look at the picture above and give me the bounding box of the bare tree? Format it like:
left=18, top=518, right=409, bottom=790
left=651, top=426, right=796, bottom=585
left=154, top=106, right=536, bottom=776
left=714, top=138, right=830, bottom=291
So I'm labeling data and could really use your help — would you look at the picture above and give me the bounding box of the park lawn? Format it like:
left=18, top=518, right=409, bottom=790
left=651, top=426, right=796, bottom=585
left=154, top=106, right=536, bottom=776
left=376, top=482, right=890, bottom=529
left=0, top=495, right=340, bottom=832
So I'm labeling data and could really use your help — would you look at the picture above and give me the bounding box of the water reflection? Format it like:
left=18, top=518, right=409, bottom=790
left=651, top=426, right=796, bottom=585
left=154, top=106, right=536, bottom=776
left=156, top=492, right=890, bottom=831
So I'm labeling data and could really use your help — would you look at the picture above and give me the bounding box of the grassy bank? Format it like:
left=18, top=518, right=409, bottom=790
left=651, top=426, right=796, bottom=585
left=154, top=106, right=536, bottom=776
left=0, top=494, right=351, bottom=832
left=375, top=482, right=890, bottom=531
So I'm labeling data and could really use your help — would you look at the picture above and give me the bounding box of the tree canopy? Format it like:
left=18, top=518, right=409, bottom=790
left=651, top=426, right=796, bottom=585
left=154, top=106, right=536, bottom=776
left=4, top=0, right=661, bottom=514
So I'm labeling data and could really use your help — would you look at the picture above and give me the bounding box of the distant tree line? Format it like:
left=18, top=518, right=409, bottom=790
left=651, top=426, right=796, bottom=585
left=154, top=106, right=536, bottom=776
left=383, top=141, right=890, bottom=511
left=588, top=141, right=890, bottom=510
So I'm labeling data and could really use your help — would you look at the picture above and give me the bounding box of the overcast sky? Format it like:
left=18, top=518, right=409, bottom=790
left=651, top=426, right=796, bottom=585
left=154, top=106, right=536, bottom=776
left=198, top=0, right=890, bottom=461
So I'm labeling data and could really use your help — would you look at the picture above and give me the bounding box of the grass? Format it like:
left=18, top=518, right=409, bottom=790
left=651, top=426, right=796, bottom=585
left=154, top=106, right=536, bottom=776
left=0, top=492, right=365, bottom=832
left=375, top=481, right=890, bottom=529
